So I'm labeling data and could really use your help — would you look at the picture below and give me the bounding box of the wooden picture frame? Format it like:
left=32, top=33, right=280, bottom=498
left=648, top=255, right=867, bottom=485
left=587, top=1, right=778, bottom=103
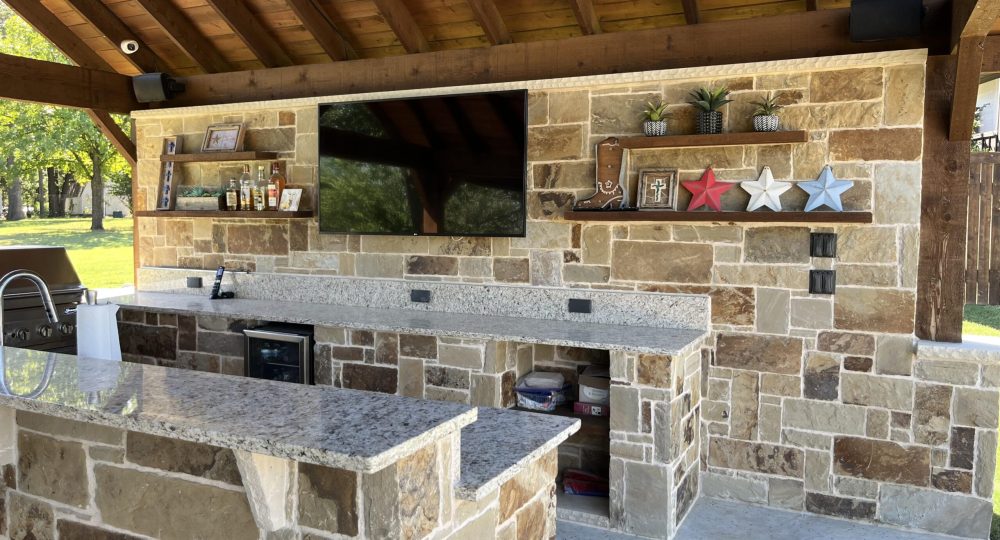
left=201, top=123, right=245, bottom=152
left=279, top=188, right=303, bottom=211
left=156, top=137, right=181, bottom=210
left=637, top=168, right=679, bottom=210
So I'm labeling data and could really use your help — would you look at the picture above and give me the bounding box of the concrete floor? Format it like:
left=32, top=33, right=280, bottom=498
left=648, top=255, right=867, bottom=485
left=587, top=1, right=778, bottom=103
left=556, top=498, right=959, bottom=540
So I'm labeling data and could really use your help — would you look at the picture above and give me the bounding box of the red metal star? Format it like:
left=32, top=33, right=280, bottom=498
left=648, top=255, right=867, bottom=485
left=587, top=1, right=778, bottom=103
left=682, top=167, right=734, bottom=211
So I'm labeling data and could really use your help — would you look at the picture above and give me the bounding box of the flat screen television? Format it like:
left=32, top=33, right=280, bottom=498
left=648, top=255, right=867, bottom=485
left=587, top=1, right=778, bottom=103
left=317, top=90, right=527, bottom=237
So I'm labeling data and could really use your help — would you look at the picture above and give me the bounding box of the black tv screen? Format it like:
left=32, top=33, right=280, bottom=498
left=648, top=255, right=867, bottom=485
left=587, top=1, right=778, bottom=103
left=318, top=90, right=527, bottom=236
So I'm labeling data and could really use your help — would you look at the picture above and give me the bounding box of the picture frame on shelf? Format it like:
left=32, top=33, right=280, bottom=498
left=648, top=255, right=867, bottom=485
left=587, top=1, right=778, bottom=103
left=201, top=123, right=245, bottom=152
left=279, top=188, right=303, bottom=211
left=637, top=168, right=679, bottom=210
left=156, top=137, right=181, bottom=210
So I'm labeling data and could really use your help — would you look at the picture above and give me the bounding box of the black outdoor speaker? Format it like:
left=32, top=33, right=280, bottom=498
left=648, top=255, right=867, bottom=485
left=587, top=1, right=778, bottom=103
left=849, top=0, right=924, bottom=42
left=132, top=73, right=185, bottom=103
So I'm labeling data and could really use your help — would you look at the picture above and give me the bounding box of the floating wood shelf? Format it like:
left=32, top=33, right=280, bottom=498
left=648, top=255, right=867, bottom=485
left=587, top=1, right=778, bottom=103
left=135, top=210, right=314, bottom=218
left=563, top=210, right=873, bottom=223
left=160, top=151, right=280, bottom=163
left=618, top=130, right=808, bottom=149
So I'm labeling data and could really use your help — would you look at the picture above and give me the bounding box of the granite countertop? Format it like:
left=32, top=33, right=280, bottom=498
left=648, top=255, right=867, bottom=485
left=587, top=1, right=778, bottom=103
left=0, top=346, right=476, bottom=472
left=458, top=407, right=579, bottom=501
left=115, top=292, right=708, bottom=355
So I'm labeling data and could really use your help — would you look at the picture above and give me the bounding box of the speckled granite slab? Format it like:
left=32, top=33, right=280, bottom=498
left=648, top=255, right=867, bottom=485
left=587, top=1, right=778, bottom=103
left=458, top=407, right=579, bottom=501
left=137, top=268, right=709, bottom=330
left=116, top=292, right=708, bottom=355
left=0, top=346, right=475, bottom=472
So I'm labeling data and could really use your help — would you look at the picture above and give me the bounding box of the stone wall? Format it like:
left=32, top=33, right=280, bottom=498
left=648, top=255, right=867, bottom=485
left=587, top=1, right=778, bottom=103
left=121, top=50, right=988, bottom=537
left=1, top=409, right=556, bottom=539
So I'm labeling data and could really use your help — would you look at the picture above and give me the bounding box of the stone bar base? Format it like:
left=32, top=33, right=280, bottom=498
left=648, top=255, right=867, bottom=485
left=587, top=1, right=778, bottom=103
left=0, top=409, right=558, bottom=539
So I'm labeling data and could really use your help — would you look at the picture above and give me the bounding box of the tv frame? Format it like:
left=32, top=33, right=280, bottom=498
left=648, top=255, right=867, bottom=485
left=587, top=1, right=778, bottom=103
left=316, top=89, right=528, bottom=238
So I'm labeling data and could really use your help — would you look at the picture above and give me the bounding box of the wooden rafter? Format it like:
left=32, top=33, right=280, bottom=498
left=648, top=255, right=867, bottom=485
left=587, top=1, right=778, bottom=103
left=806, top=0, right=818, bottom=10
left=372, top=0, right=431, bottom=53
left=204, top=0, right=294, bottom=68
left=4, top=0, right=137, bottom=166
left=681, top=0, right=700, bottom=25
left=568, top=0, right=602, bottom=35
left=949, top=0, right=1000, bottom=140
left=285, top=0, right=357, bottom=61
left=168, top=6, right=947, bottom=109
left=0, top=52, right=137, bottom=113
left=132, top=0, right=231, bottom=73
left=466, top=0, right=511, bottom=45
left=62, top=0, right=164, bottom=74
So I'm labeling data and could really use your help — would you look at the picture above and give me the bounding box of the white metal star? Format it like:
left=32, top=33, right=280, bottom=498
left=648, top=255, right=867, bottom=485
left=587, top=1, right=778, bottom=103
left=799, top=166, right=854, bottom=212
left=740, top=166, right=791, bottom=211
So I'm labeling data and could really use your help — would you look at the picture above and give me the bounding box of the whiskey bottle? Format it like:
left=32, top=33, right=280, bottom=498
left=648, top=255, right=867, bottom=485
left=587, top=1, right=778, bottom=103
left=267, top=162, right=284, bottom=210
left=238, top=165, right=252, bottom=211
left=225, top=178, right=239, bottom=211
left=254, top=166, right=267, bottom=211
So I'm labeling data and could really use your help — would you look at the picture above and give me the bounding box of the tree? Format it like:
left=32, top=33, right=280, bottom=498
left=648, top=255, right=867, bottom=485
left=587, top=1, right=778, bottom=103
left=107, top=169, right=132, bottom=212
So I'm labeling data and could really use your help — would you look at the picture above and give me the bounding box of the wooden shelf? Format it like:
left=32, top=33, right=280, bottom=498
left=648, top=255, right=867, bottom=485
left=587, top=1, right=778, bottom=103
left=160, top=151, right=280, bottom=163
left=135, top=210, right=313, bottom=218
left=619, top=130, right=808, bottom=149
left=564, top=210, right=873, bottom=223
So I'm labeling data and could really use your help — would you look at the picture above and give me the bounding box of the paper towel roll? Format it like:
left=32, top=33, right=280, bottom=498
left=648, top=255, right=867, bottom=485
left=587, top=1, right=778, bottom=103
left=76, top=304, right=122, bottom=361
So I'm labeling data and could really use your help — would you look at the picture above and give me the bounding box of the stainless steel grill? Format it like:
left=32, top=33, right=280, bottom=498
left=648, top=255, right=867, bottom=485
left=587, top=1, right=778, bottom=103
left=0, top=246, right=84, bottom=353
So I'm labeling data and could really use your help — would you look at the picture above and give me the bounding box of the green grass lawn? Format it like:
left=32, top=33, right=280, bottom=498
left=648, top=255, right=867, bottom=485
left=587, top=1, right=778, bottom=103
left=0, top=217, right=134, bottom=289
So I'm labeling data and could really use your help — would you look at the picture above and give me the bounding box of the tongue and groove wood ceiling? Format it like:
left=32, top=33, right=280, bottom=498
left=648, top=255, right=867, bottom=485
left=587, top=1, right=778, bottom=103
left=29, top=0, right=853, bottom=78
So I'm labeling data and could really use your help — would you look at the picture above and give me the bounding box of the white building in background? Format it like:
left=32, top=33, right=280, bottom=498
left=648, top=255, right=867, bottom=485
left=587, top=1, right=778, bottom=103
left=976, top=77, right=999, bottom=134
left=64, top=183, right=131, bottom=217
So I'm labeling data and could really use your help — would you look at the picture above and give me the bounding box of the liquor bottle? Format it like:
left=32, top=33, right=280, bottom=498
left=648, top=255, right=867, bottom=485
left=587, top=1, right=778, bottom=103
left=254, top=166, right=267, bottom=211
left=225, top=177, right=240, bottom=211
left=267, top=162, right=284, bottom=210
left=238, top=165, right=252, bottom=211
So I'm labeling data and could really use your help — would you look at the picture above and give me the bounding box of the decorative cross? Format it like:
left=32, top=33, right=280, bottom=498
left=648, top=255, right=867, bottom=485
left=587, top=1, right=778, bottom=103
left=650, top=178, right=666, bottom=202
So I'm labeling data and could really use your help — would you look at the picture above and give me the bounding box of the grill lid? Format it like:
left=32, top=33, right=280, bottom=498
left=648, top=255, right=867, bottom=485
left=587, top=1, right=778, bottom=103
left=0, top=246, right=84, bottom=298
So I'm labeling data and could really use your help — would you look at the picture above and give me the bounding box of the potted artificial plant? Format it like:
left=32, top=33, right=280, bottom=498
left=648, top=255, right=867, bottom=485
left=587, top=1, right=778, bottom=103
left=751, top=93, right=784, bottom=132
left=642, top=101, right=670, bottom=137
left=689, top=86, right=732, bottom=135
left=176, top=186, right=225, bottom=211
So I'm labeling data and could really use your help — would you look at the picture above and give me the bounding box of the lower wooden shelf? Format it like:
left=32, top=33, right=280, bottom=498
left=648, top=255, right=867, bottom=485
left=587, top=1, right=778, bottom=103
left=134, top=210, right=314, bottom=218
left=563, top=210, right=873, bottom=223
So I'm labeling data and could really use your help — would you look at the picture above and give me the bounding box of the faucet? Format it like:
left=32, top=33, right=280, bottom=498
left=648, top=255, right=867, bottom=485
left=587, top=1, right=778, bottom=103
left=0, top=270, right=59, bottom=349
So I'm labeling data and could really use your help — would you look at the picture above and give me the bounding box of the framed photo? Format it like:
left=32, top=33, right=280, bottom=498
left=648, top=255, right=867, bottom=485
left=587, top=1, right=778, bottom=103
left=201, top=123, right=245, bottom=152
left=156, top=137, right=181, bottom=210
left=279, top=188, right=303, bottom=211
left=637, top=168, right=679, bottom=210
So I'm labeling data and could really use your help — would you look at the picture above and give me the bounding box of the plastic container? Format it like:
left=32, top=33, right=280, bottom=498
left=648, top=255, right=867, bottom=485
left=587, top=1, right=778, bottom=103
left=515, top=372, right=570, bottom=412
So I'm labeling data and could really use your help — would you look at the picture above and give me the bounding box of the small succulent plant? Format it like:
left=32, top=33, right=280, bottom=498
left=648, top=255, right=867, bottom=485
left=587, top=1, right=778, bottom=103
left=179, top=186, right=223, bottom=198
left=688, top=87, right=733, bottom=112
left=642, top=101, right=671, bottom=122
left=751, top=93, right=785, bottom=117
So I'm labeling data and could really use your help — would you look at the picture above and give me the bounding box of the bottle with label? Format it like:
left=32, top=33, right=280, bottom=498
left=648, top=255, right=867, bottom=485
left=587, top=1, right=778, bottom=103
left=225, top=177, right=240, bottom=211
left=254, top=166, right=267, bottom=211
left=238, top=165, right=252, bottom=211
left=267, top=162, right=284, bottom=210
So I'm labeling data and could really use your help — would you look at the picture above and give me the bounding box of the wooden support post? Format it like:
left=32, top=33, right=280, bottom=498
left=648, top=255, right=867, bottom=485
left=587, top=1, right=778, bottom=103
left=917, top=56, right=971, bottom=342
left=950, top=36, right=986, bottom=141
left=86, top=110, right=137, bottom=168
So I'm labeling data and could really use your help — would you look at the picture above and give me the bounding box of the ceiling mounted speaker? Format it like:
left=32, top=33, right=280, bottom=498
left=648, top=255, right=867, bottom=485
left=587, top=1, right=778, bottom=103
left=132, top=73, right=185, bottom=103
left=849, top=0, right=924, bottom=42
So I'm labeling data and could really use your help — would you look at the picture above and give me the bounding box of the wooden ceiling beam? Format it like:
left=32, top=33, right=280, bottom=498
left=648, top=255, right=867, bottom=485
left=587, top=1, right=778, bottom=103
left=953, top=0, right=1000, bottom=48
left=5, top=0, right=115, bottom=72
left=132, top=0, right=231, bottom=73
left=981, top=34, right=1000, bottom=71
left=806, top=0, right=818, bottom=10
left=62, top=0, right=164, bottom=74
left=568, top=0, right=602, bottom=35
left=285, top=0, right=358, bottom=61
left=372, top=0, right=431, bottom=53
left=681, top=0, right=700, bottom=25
left=950, top=36, right=986, bottom=140
left=168, top=5, right=948, bottom=109
left=466, top=0, right=512, bottom=45
left=204, top=0, right=294, bottom=68
left=0, top=52, right=138, bottom=113
left=86, top=110, right=136, bottom=168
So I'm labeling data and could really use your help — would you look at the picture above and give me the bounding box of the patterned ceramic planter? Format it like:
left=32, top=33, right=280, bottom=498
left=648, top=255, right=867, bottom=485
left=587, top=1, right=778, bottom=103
left=696, top=111, right=723, bottom=134
left=753, top=115, right=780, bottom=132
left=643, top=120, right=668, bottom=137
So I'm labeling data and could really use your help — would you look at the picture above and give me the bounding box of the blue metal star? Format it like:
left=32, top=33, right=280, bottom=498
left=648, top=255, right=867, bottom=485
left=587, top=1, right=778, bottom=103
left=799, top=166, right=854, bottom=212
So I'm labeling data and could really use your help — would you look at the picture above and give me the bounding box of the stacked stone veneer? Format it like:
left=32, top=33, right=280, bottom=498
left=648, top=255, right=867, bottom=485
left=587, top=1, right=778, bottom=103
left=124, top=51, right=1000, bottom=538
left=0, top=408, right=557, bottom=539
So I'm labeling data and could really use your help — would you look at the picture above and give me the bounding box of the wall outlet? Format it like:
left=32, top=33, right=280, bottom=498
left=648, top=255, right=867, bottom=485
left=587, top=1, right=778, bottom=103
left=568, top=298, right=592, bottom=314
left=810, top=232, right=837, bottom=258
left=809, top=270, right=836, bottom=295
left=410, top=289, right=431, bottom=303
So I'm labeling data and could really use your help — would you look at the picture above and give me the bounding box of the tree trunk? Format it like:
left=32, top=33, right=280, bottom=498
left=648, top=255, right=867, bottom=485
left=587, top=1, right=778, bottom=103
left=90, top=154, right=104, bottom=231
left=46, top=167, right=59, bottom=217
left=37, top=169, right=46, bottom=218
left=59, top=172, right=74, bottom=216
left=8, top=175, right=24, bottom=221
